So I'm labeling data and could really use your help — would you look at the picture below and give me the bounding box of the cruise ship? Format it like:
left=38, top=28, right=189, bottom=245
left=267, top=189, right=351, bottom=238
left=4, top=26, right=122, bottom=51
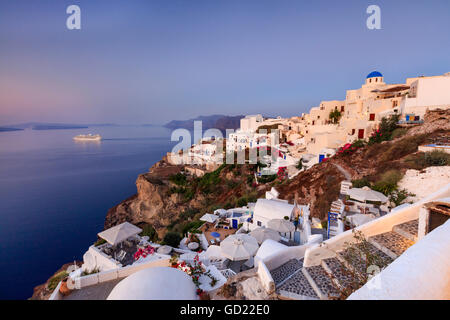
left=73, top=134, right=102, bottom=141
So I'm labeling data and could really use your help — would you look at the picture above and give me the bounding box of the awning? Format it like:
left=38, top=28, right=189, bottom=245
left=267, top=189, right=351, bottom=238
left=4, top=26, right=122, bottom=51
left=97, top=222, right=142, bottom=246
left=200, top=213, right=219, bottom=223
left=347, top=186, right=388, bottom=203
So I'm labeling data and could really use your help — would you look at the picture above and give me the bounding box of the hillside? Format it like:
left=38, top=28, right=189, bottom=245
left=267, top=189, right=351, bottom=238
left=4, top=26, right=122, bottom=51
left=107, top=109, right=450, bottom=237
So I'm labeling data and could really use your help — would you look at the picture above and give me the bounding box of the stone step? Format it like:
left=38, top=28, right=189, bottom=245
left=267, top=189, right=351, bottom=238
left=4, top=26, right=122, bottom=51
left=368, top=231, right=415, bottom=259
left=302, top=265, right=340, bottom=300
left=270, top=259, right=303, bottom=287
left=393, top=219, right=419, bottom=242
left=321, top=257, right=361, bottom=292
left=355, top=241, right=393, bottom=269
left=336, top=246, right=367, bottom=279
left=276, top=266, right=319, bottom=300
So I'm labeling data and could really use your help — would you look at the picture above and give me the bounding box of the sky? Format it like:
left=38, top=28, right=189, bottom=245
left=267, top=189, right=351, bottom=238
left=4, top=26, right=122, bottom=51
left=0, top=0, right=449, bottom=125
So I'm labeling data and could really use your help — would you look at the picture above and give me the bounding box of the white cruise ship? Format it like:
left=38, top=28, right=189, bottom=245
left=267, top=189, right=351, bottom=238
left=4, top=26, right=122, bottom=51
left=73, top=134, right=102, bottom=141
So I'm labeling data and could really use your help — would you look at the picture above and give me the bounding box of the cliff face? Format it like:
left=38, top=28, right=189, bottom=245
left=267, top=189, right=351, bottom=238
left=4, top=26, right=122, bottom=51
left=105, top=158, right=188, bottom=238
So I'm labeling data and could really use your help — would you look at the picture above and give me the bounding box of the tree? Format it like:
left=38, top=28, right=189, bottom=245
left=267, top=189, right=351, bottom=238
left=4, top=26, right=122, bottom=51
left=163, top=231, right=182, bottom=247
left=329, top=110, right=342, bottom=124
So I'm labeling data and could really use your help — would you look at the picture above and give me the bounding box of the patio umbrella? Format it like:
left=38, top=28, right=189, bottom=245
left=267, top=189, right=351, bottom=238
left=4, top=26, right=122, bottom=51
left=347, top=186, right=388, bottom=203
left=187, top=242, right=199, bottom=250
left=157, top=245, right=172, bottom=255
left=249, top=227, right=281, bottom=244
left=220, top=234, right=259, bottom=261
left=267, top=219, right=295, bottom=233
left=97, top=222, right=142, bottom=246
left=200, top=213, right=219, bottom=223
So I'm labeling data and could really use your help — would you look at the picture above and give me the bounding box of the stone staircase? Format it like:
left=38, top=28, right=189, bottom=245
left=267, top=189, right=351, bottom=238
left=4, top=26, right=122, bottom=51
left=271, top=219, right=419, bottom=300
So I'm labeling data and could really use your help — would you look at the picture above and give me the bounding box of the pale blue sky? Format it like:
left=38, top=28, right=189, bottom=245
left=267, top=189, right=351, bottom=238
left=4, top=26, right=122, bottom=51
left=0, top=0, right=449, bottom=125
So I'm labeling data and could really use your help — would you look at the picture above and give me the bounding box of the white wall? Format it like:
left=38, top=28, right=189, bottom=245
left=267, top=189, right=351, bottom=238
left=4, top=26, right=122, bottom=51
left=349, top=219, right=450, bottom=300
left=404, top=76, right=450, bottom=116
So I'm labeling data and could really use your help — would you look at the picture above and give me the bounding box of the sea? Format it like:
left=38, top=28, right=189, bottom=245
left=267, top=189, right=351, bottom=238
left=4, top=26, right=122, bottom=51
left=0, top=125, right=177, bottom=299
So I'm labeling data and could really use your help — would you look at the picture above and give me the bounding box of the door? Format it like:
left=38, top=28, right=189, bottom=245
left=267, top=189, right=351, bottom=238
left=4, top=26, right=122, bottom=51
left=319, top=154, right=325, bottom=163
left=358, top=129, right=365, bottom=139
left=232, top=219, right=238, bottom=229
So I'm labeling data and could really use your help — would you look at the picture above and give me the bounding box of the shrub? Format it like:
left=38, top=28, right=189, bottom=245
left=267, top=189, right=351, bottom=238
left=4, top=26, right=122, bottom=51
left=351, top=177, right=371, bottom=188
left=372, top=170, right=403, bottom=195
left=380, top=134, right=427, bottom=162
left=368, top=115, right=400, bottom=145
left=391, top=128, right=408, bottom=139
left=296, top=160, right=303, bottom=170
left=258, top=174, right=277, bottom=184
left=47, top=271, right=69, bottom=292
left=236, top=197, right=248, bottom=207
left=94, top=238, right=106, bottom=247
left=182, top=220, right=204, bottom=235
left=169, top=173, right=187, bottom=186
left=390, top=189, right=415, bottom=207
left=329, top=110, right=342, bottom=124
left=162, top=232, right=182, bottom=247
left=224, top=202, right=233, bottom=209
left=139, top=224, right=159, bottom=242
left=423, top=150, right=450, bottom=166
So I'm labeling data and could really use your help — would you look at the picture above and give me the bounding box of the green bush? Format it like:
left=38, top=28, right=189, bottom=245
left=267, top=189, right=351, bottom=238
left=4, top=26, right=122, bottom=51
left=236, top=197, right=248, bottom=207
left=258, top=174, right=277, bottom=184
left=162, top=232, right=182, bottom=247
left=47, top=271, right=69, bottom=292
left=372, top=170, right=403, bottom=196
left=139, top=224, right=159, bottom=242
left=94, top=238, right=106, bottom=247
left=423, top=150, right=450, bottom=166
left=351, top=177, right=371, bottom=188
left=296, top=160, right=303, bottom=170
left=368, top=115, right=400, bottom=145
left=181, top=220, right=204, bottom=235
left=169, top=173, right=187, bottom=186
left=390, top=189, right=415, bottom=207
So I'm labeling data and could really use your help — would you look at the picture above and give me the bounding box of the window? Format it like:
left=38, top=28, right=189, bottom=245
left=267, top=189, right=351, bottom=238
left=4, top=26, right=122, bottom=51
left=257, top=221, right=262, bottom=227
left=352, top=129, right=355, bottom=135
left=369, top=113, right=376, bottom=121
left=341, top=106, right=345, bottom=112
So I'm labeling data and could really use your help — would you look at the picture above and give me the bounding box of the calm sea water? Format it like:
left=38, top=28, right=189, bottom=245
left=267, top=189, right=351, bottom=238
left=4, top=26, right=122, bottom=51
left=0, top=126, right=176, bottom=299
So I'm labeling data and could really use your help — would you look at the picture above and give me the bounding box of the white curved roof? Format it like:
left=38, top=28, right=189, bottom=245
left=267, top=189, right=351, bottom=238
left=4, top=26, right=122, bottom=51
left=255, top=239, right=287, bottom=261
left=254, top=199, right=295, bottom=220
left=107, top=267, right=197, bottom=300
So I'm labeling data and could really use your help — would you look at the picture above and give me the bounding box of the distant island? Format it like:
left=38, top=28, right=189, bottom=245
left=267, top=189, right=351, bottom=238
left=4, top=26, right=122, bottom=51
left=164, top=114, right=244, bottom=133
left=0, top=127, right=23, bottom=132
left=32, top=124, right=89, bottom=130
left=0, top=122, right=119, bottom=131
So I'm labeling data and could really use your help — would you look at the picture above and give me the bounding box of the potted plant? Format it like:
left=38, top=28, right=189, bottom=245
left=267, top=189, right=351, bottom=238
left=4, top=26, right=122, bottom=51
left=59, top=277, right=71, bottom=296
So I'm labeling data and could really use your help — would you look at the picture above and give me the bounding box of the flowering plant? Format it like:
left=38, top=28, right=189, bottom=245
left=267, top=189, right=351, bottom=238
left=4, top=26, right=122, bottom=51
left=133, top=245, right=155, bottom=260
left=171, top=254, right=218, bottom=295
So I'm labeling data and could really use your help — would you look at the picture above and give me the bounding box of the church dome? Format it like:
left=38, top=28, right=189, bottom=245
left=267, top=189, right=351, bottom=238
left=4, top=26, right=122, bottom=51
left=367, top=71, right=383, bottom=79
left=107, top=267, right=197, bottom=300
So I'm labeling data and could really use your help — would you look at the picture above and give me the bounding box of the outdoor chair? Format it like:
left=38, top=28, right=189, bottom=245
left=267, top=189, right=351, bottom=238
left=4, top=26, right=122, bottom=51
left=116, top=250, right=127, bottom=262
